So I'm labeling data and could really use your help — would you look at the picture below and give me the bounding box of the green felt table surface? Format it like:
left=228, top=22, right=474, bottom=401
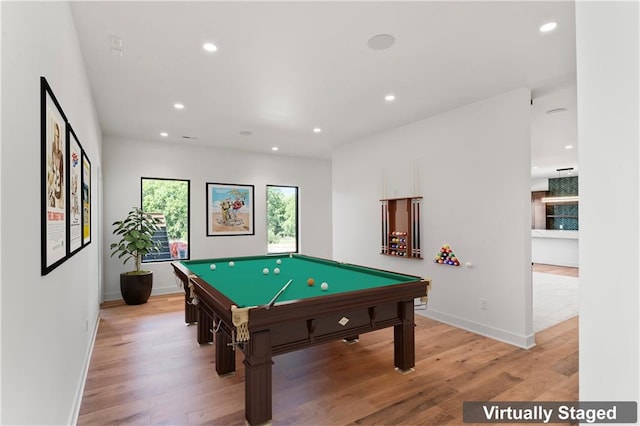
left=180, top=254, right=420, bottom=308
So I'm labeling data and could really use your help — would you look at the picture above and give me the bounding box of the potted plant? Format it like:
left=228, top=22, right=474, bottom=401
left=110, top=207, right=160, bottom=305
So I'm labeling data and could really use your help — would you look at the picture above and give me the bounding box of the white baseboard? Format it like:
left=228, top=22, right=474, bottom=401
left=69, top=312, right=100, bottom=425
left=417, top=308, right=536, bottom=349
left=103, top=284, right=182, bottom=302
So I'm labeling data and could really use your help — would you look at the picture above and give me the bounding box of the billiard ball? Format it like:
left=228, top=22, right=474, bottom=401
left=263, top=268, right=269, bottom=275
left=210, top=264, right=216, bottom=270
left=276, top=259, right=282, bottom=265
left=229, top=261, right=235, bottom=267
left=307, top=278, right=315, bottom=286
left=274, top=268, right=280, bottom=275
left=321, top=282, right=328, bottom=291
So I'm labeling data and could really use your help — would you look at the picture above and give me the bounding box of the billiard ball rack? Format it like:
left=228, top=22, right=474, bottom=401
left=380, top=196, right=422, bottom=259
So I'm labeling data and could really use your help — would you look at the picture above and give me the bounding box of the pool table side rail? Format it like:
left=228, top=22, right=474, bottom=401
left=247, top=279, right=428, bottom=329
left=251, top=280, right=428, bottom=355
left=171, top=262, right=199, bottom=324
left=189, top=276, right=237, bottom=324
left=291, top=254, right=424, bottom=282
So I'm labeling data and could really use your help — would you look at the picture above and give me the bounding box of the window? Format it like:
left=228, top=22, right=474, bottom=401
left=141, top=177, right=190, bottom=262
left=267, top=185, right=298, bottom=254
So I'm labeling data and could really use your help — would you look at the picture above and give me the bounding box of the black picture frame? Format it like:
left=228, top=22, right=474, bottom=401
left=41, top=77, right=69, bottom=275
left=68, top=125, right=83, bottom=255
left=206, top=182, right=255, bottom=236
left=82, top=150, right=92, bottom=246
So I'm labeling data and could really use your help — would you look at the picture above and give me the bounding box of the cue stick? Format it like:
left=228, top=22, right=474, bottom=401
left=412, top=200, right=416, bottom=256
left=416, top=200, right=421, bottom=255
left=265, top=279, right=293, bottom=310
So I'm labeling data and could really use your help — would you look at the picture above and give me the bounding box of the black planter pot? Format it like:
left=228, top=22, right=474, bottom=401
left=120, top=271, right=153, bottom=305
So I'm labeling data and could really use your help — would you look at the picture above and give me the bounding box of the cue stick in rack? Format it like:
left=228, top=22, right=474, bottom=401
left=416, top=200, right=421, bottom=256
left=265, top=279, right=293, bottom=309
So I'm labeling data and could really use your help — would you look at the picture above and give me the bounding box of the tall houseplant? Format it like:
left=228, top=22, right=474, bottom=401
left=110, top=207, right=160, bottom=304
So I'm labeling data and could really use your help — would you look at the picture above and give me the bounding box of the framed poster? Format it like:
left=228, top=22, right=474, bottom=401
left=82, top=151, right=91, bottom=245
left=68, top=126, right=83, bottom=254
left=206, top=183, right=254, bottom=236
left=41, top=77, right=69, bottom=275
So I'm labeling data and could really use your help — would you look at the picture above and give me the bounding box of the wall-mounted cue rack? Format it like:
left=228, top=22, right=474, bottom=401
left=380, top=197, right=423, bottom=259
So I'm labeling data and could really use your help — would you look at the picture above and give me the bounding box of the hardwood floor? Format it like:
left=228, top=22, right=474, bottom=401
left=532, top=263, right=579, bottom=278
left=78, top=294, right=578, bottom=425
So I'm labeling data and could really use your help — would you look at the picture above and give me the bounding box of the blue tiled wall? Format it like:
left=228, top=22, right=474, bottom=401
left=547, top=176, right=579, bottom=230
left=549, top=176, right=578, bottom=196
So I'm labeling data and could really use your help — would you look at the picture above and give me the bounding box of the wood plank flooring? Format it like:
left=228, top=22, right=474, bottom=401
left=78, top=294, right=578, bottom=425
left=532, top=263, right=579, bottom=278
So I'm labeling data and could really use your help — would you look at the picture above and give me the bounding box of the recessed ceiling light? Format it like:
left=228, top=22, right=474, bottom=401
left=385, top=94, right=396, bottom=102
left=367, top=34, right=396, bottom=50
left=546, top=107, right=568, bottom=114
left=160, top=132, right=168, bottom=137
left=174, top=103, right=184, bottom=110
left=239, top=130, right=253, bottom=136
left=272, top=147, right=279, bottom=151
left=203, top=42, right=217, bottom=52
left=313, top=127, right=322, bottom=133
left=565, top=145, right=574, bottom=150
left=539, top=21, right=558, bottom=33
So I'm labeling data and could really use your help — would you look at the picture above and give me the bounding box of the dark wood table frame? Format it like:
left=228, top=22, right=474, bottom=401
left=172, top=261, right=429, bottom=425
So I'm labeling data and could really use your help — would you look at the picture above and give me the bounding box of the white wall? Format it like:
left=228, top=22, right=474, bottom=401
left=333, top=88, right=533, bottom=348
left=102, top=137, right=332, bottom=300
left=1, top=2, right=103, bottom=425
left=0, top=3, right=3, bottom=420
left=576, top=1, right=639, bottom=406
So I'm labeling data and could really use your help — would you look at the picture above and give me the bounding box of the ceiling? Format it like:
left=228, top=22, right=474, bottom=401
left=70, top=1, right=578, bottom=179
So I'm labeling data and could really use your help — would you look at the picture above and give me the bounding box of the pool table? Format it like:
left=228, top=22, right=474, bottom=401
left=172, top=254, right=430, bottom=425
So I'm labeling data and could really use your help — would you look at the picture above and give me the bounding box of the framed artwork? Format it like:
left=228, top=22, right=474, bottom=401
left=68, top=126, right=83, bottom=254
left=206, top=183, right=254, bottom=236
left=41, top=77, right=69, bottom=275
left=82, top=151, right=91, bottom=245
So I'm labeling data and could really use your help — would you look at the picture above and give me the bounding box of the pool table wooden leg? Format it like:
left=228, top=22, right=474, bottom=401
left=196, top=308, right=213, bottom=344
left=343, top=335, right=360, bottom=345
left=244, top=330, right=273, bottom=425
left=184, top=293, right=197, bottom=324
left=393, top=300, right=416, bottom=372
left=215, top=330, right=236, bottom=375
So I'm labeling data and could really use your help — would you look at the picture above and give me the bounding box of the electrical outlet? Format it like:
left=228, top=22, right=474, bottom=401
left=480, top=298, right=488, bottom=310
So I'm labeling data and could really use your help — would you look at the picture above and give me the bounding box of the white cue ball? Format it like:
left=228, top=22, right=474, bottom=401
left=263, top=268, right=269, bottom=275
left=210, top=264, right=216, bottom=270
left=276, top=259, right=282, bottom=265
left=321, top=282, right=328, bottom=291
left=229, top=261, right=235, bottom=267
left=274, top=268, right=280, bottom=274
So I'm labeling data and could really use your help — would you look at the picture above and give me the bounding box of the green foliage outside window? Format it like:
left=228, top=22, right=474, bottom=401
left=267, top=186, right=297, bottom=253
left=141, top=178, right=189, bottom=260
